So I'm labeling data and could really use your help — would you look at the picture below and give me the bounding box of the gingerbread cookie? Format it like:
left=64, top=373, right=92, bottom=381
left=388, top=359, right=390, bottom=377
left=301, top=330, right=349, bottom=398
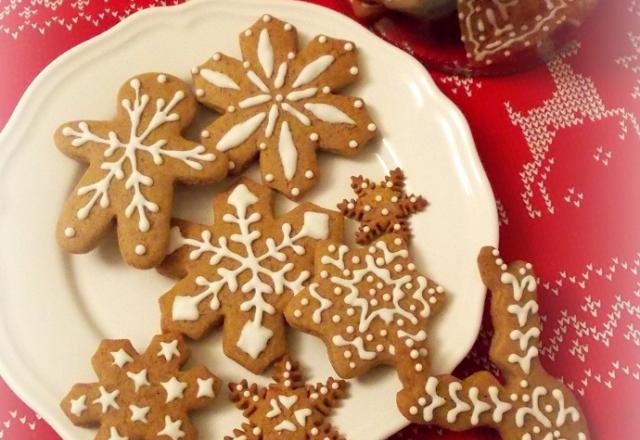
left=61, top=333, right=221, bottom=440
left=397, top=247, right=591, bottom=440
left=55, top=73, right=228, bottom=269
left=337, top=168, right=427, bottom=244
left=285, top=231, right=445, bottom=386
left=192, top=14, right=377, bottom=199
left=458, top=0, right=597, bottom=66
left=158, top=178, right=343, bottom=373
left=226, top=357, right=348, bottom=439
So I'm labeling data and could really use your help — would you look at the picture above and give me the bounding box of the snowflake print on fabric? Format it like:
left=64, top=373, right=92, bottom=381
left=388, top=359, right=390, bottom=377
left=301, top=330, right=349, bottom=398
left=337, top=168, right=427, bottom=245
left=616, top=33, right=640, bottom=100
left=55, top=73, right=228, bottom=269
left=157, top=178, right=343, bottom=373
left=192, top=14, right=377, bottom=199
left=225, top=357, right=348, bottom=440
left=397, top=248, right=591, bottom=440
left=285, top=232, right=445, bottom=388
left=60, top=333, right=221, bottom=440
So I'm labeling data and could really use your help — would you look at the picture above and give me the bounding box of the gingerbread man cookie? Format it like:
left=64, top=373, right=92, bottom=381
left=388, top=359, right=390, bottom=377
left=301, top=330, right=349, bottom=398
left=55, top=73, right=228, bottom=269
left=397, top=247, right=591, bottom=440
left=192, top=14, right=377, bottom=199
left=61, top=333, right=221, bottom=440
left=158, top=178, right=343, bottom=373
left=337, top=168, right=427, bottom=244
left=226, top=357, right=348, bottom=440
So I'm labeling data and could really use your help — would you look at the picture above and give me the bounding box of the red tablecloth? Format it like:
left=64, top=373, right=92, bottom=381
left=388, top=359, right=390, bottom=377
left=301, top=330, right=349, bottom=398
left=1, top=0, right=638, bottom=439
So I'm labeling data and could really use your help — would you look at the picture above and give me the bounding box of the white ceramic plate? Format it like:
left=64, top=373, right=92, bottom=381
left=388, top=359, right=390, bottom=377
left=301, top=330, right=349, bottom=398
left=0, top=0, right=498, bottom=438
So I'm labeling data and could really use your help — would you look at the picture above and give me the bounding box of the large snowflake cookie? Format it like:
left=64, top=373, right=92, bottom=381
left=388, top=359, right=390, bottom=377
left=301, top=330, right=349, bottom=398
left=60, top=333, right=221, bottom=440
left=191, top=14, right=377, bottom=199
left=285, top=232, right=445, bottom=387
left=337, top=168, right=427, bottom=245
left=55, top=73, right=228, bottom=269
left=226, top=357, right=348, bottom=440
left=397, top=247, right=591, bottom=440
left=157, top=178, right=343, bottom=373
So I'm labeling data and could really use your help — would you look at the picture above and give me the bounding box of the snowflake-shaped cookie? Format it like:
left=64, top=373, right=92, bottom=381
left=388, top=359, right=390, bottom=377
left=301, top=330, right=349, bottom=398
left=60, top=333, right=221, bottom=440
left=397, top=247, right=591, bottom=440
left=337, top=168, right=427, bottom=244
left=285, top=233, right=445, bottom=386
left=158, top=178, right=343, bottom=373
left=192, top=14, right=377, bottom=199
left=226, top=357, right=348, bottom=440
left=55, top=73, right=228, bottom=268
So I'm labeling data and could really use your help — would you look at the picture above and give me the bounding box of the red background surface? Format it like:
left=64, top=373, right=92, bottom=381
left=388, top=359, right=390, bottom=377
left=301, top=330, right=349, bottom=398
left=0, top=0, right=639, bottom=438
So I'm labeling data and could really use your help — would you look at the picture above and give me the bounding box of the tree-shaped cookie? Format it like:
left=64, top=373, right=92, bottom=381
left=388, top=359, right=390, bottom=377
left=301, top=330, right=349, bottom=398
left=191, top=14, right=377, bottom=199
left=55, top=73, right=228, bottom=269
left=285, top=231, right=445, bottom=387
left=337, top=168, right=427, bottom=244
left=226, top=357, right=348, bottom=439
left=157, top=178, right=343, bottom=373
left=60, top=333, right=221, bottom=440
left=397, top=247, right=591, bottom=440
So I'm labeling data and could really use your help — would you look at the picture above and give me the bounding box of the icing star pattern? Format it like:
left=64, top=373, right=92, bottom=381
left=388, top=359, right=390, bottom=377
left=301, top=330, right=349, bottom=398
left=225, top=357, right=348, bottom=440
left=397, top=247, right=591, bottom=440
left=158, top=178, right=343, bottom=373
left=192, top=14, right=377, bottom=199
left=60, top=333, right=221, bottom=440
left=337, top=168, right=427, bottom=245
left=285, top=233, right=445, bottom=387
left=55, top=73, right=228, bottom=268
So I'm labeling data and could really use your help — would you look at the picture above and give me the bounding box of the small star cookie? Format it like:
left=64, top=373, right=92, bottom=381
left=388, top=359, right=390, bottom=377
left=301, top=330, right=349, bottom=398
left=60, top=333, right=221, bottom=440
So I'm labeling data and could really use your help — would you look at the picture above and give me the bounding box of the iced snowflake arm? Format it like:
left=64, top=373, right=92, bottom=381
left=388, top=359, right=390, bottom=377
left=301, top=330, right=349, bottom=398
left=228, top=380, right=264, bottom=413
left=55, top=120, right=122, bottom=162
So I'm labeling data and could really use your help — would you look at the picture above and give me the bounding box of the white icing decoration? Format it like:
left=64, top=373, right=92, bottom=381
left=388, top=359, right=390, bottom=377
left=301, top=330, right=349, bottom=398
left=508, top=300, right=539, bottom=327
left=294, top=408, right=312, bottom=426
left=500, top=272, right=537, bottom=301
left=108, top=427, right=129, bottom=440
left=216, top=112, right=267, bottom=151
left=278, top=121, right=298, bottom=180
left=93, top=386, right=120, bottom=413
left=265, top=104, right=279, bottom=138
left=279, top=395, right=298, bottom=409
left=266, top=399, right=281, bottom=418
left=515, top=386, right=552, bottom=428
left=111, top=349, right=133, bottom=368
left=488, top=386, right=512, bottom=423
left=129, top=404, right=150, bottom=423
left=510, top=327, right=541, bottom=351
left=158, top=339, right=180, bottom=361
left=468, top=387, right=491, bottom=425
left=447, top=382, right=471, bottom=423
left=303, top=103, right=355, bottom=125
left=291, top=55, right=335, bottom=88
left=161, top=376, right=188, bottom=402
left=308, top=283, right=332, bottom=324
left=257, top=29, right=274, bottom=78
left=239, top=94, right=272, bottom=109
left=200, top=69, right=240, bottom=90
left=281, top=103, right=311, bottom=126
left=274, top=420, right=297, bottom=432
left=552, top=389, right=580, bottom=426
left=63, top=81, right=215, bottom=230
left=64, top=227, right=75, bottom=238
left=126, top=369, right=149, bottom=392
left=508, top=346, right=539, bottom=374
left=332, top=335, right=376, bottom=360
left=286, top=88, right=318, bottom=101
left=274, top=62, right=288, bottom=89
left=158, top=416, right=185, bottom=440
left=70, top=395, right=87, bottom=417
left=169, top=184, right=328, bottom=359
left=423, top=377, right=446, bottom=422
left=197, top=378, right=216, bottom=398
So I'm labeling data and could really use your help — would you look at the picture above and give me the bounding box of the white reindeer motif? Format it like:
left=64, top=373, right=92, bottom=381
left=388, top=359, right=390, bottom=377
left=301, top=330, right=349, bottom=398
left=506, top=42, right=640, bottom=218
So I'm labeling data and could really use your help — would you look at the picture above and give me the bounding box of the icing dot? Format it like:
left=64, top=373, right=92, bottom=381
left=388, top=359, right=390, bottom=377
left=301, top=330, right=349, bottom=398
left=191, top=67, right=200, bottom=74
left=287, top=52, right=296, bottom=60
left=366, top=275, right=374, bottom=282
left=344, top=351, right=352, bottom=359
left=391, top=196, right=398, bottom=202
left=510, top=394, right=518, bottom=402
left=406, top=339, right=414, bottom=347
left=496, top=258, right=504, bottom=266
left=376, top=344, right=384, bottom=352
left=545, top=404, right=553, bottom=412
left=243, top=61, right=250, bottom=68
left=526, top=263, right=533, bottom=269
left=253, top=395, right=259, bottom=401
left=364, top=205, right=371, bottom=212
left=375, top=195, right=382, bottom=202
left=351, top=256, right=360, bottom=264
left=318, top=35, right=328, bottom=43
left=376, top=282, right=383, bottom=289
left=410, top=349, right=419, bottom=359
left=348, top=140, right=358, bottom=149
left=393, top=224, right=401, bottom=231
left=275, top=94, right=284, bottom=102
left=343, top=269, right=351, bottom=276
left=382, top=293, right=391, bottom=301
left=332, top=382, right=339, bottom=390
left=522, top=394, right=530, bottom=402
left=333, top=287, right=342, bottom=295
left=135, top=244, right=146, bottom=255
left=406, top=283, right=413, bottom=289
left=353, top=100, right=363, bottom=108
left=212, top=53, right=221, bottom=61
left=320, top=270, right=329, bottom=278
left=436, top=286, right=444, bottom=293
left=310, top=393, right=319, bottom=400
left=347, top=203, right=355, bottom=210
left=394, top=264, right=404, bottom=273
left=346, top=325, right=354, bottom=333
left=293, top=310, right=302, bottom=318
left=311, top=428, right=319, bottom=435
left=520, top=380, right=528, bottom=388
left=305, top=170, right=314, bottom=179
left=284, top=380, right=291, bottom=387
left=64, top=227, right=76, bottom=238
left=368, top=288, right=376, bottom=296
left=253, top=427, right=261, bottom=435
left=243, top=390, right=250, bottom=397
left=227, top=105, right=236, bottom=113
left=394, top=238, right=402, bottom=246
left=410, top=196, right=417, bottom=203
left=291, top=187, right=300, bottom=196
left=156, top=74, right=167, bottom=83
left=501, top=264, right=508, bottom=270
left=491, top=249, right=500, bottom=256
left=244, top=29, right=252, bottom=37
left=284, top=23, right=293, bottom=31
left=301, top=298, right=309, bottom=306
left=361, top=182, right=368, bottom=189
left=346, top=308, right=355, bottom=316
left=328, top=244, right=337, bottom=252
left=376, top=257, right=385, bottom=266
left=349, top=362, right=356, bottom=368
left=418, top=397, right=427, bottom=406
left=265, top=174, right=274, bottom=182
left=367, top=123, right=377, bottom=132
left=322, top=86, right=331, bottom=94
left=428, top=288, right=435, bottom=294
left=408, top=263, right=416, bottom=271
left=397, top=319, right=405, bottom=326
left=363, top=226, right=371, bottom=233
left=380, top=330, right=388, bottom=337
left=365, top=334, right=374, bottom=341
left=381, top=208, right=390, bottom=216
left=370, top=299, right=378, bottom=306
left=409, top=406, right=418, bottom=415
left=262, top=14, right=271, bottom=22
left=409, top=304, right=416, bottom=311
left=228, top=161, right=236, bottom=170
left=201, top=130, right=210, bottom=138
left=429, top=297, right=437, bottom=304
left=519, top=268, right=527, bottom=275
left=419, top=348, right=428, bottom=356
left=259, top=142, right=267, bottom=150
left=344, top=42, right=354, bottom=51
left=350, top=66, right=359, bottom=75
left=196, top=88, right=205, bottom=97
left=533, top=426, right=541, bottom=434
left=332, top=315, right=341, bottom=323
left=130, top=78, right=140, bottom=88
left=309, top=132, right=319, bottom=141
